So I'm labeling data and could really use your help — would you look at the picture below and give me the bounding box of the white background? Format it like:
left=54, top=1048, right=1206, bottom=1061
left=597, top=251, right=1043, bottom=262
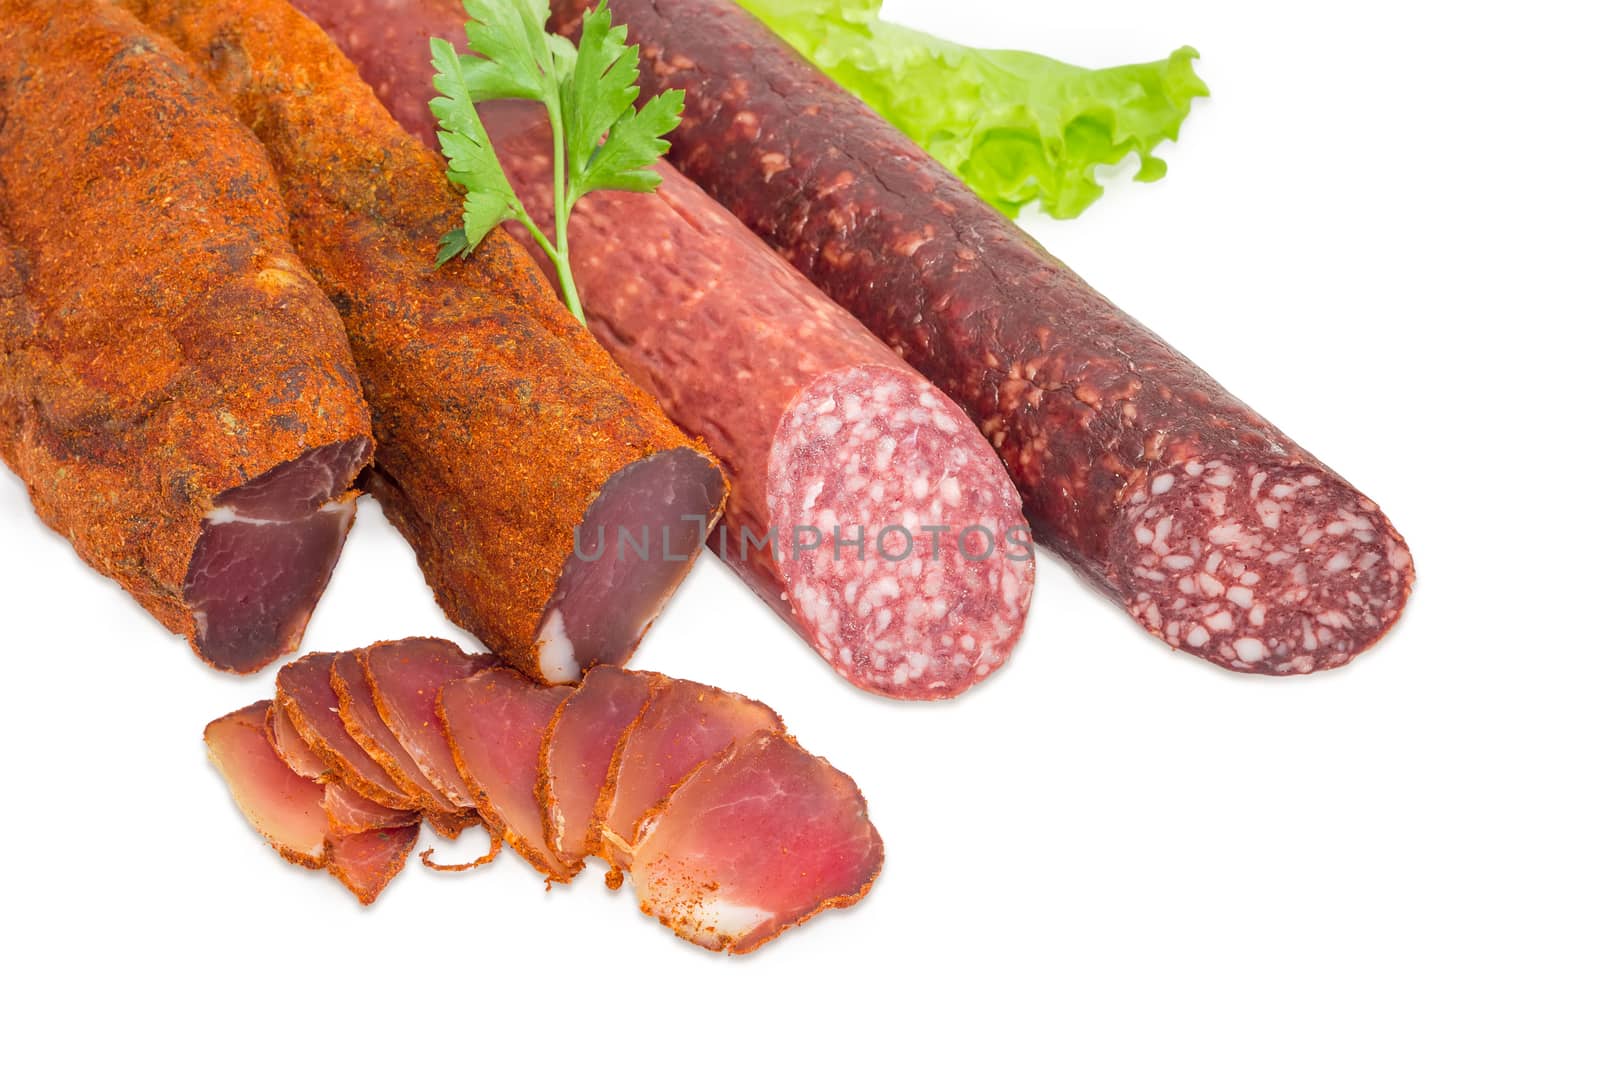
left=3, top=1, right=1595, bottom=1074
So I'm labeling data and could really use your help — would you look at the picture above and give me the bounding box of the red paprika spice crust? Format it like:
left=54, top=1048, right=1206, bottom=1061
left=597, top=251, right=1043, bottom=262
left=125, top=0, right=727, bottom=682
left=0, top=0, right=373, bottom=673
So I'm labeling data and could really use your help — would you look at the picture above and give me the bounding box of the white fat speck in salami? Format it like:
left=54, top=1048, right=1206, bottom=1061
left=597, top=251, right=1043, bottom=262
left=1111, top=459, right=1412, bottom=673
left=768, top=366, right=1034, bottom=697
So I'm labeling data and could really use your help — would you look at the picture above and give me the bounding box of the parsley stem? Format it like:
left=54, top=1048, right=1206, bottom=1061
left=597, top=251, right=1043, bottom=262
left=544, top=102, right=586, bottom=327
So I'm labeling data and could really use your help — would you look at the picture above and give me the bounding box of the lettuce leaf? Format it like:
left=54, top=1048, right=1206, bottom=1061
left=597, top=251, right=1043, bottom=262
left=736, top=0, right=1208, bottom=219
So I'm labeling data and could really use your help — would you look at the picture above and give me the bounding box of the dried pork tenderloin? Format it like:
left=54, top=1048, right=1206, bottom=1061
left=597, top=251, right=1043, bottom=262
left=206, top=701, right=330, bottom=868
left=327, top=825, right=422, bottom=905
left=267, top=702, right=334, bottom=782
left=204, top=646, right=882, bottom=950
left=559, top=0, right=1417, bottom=676
left=0, top=0, right=372, bottom=673
left=323, top=783, right=419, bottom=836
left=279, top=652, right=416, bottom=810
left=294, top=0, right=1034, bottom=700
left=362, top=639, right=498, bottom=813
left=211, top=698, right=436, bottom=904
left=332, top=649, right=483, bottom=840
left=125, top=0, right=727, bottom=684
left=438, top=668, right=575, bottom=879
left=631, top=732, right=884, bottom=954
left=598, top=679, right=784, bottom=875
left=539, top=666, right=659, bottom=862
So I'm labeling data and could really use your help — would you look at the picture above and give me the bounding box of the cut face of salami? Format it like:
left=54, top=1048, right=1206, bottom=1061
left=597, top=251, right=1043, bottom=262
left=1112, top=460, right=1414, bottom=673
left=292, top=0, right=1033, bottom=700
left=768, top=366, right=1033, bottom=694
left=565, top=0, right=1417, bottom=676
left=630, top=733, right=884, bottom=955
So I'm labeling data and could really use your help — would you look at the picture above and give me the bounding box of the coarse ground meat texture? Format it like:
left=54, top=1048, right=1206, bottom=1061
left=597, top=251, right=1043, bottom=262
left=557, top=0, right=1416, bottom=675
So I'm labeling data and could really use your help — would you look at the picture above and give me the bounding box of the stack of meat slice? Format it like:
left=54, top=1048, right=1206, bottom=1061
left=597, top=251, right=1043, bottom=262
left=204, top=638, right=883, bottom=955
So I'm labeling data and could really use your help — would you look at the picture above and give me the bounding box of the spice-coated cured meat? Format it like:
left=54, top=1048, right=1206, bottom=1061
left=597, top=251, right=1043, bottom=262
left=0, top=0, right=372, bottom=674
left=126, top=0, right=728, bottom=685
left=558, top=0, right=1417, bottom=675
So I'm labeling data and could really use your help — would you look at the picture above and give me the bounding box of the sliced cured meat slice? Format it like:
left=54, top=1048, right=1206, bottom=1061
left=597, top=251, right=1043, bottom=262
left=328, top=823, right=421, bottom=905
left=0, top=0, right=372, bottom=675
left=362, top=639, right=497, bottom=811
left=538, top=666, right=658, bottom=862
left=266, top=702, right=332, bottom=782
left=556, top=0, right=1416, bottom=676
left=438, top=667, right=574, bottom=879
left=204, top=701, right=329, bottom=868
left=324, top=782, right=420, bottom=835
left=630, top=732, right=884, bottom=954
left=331, top=649, right=447, bottom=814
left=278, top=651, right=413, bottom=809
left=600, top=680, right=784, bottom=870
left=129, top=0, right=728, bottom=687
left=295, top=0, right=1032, bottom=701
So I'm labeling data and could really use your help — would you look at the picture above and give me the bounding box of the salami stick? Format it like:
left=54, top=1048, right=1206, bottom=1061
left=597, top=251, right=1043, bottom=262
left=0, top=0, right=373, bottom=673
left=124, top=0, right=727, bottom=684
left=557, top=0, right=1417, bottom=675
left=292, top=0, right=1035, bottom=699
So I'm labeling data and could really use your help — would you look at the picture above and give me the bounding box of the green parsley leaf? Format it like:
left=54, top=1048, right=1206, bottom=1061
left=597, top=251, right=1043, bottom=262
left=432, top=0, right=683, bottom=325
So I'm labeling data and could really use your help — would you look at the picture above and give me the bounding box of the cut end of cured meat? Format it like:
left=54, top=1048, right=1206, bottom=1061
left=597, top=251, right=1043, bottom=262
left=767, top=367, right=1034, bottom=699
left=438, top=666, right=574, bottom=879
left=533, top=448, right=726, bottom=683
left=1111, top=459, right=1416, bottom=674
left=204, top=700, right=329, bottom=869
left=184, top=437, right=371, bottom=673
left=540, top=666, right=657, bottom=862
left=630, top=732, right=884, bottom=955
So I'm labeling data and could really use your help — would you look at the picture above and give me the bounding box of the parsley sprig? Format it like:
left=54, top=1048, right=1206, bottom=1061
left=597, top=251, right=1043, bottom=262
left=430, top=0, right=685, bottom=325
